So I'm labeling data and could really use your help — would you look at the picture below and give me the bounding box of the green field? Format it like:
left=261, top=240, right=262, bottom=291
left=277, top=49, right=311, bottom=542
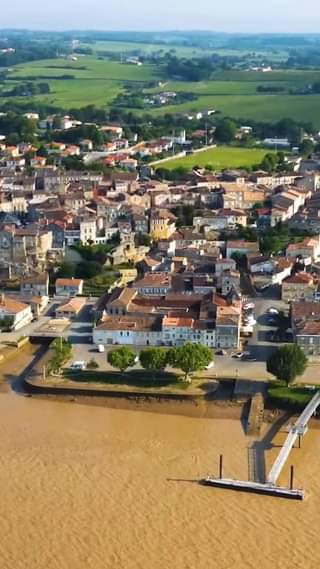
left=143, top=70, right=320, bottom=125
left=4, top=55, right=320, bottom=126
left=82, top=40, right=289, bottom=61
left=154, top=146, right=270, bottom=170
left=4, top=56, right=162, bottom=108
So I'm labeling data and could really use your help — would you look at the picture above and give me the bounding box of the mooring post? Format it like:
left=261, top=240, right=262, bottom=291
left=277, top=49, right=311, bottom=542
left=219, top=454, right=223, bottom=479
left=290, top=465, right=294, bottom=490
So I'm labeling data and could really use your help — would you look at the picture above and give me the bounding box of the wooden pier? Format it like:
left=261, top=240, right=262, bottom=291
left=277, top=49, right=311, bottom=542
left=201, top=391, right=320, bottom=501
left=201, top=477, right=304, bottom=500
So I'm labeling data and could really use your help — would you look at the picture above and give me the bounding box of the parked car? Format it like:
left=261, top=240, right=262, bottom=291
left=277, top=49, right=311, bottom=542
left=216, top=349, right=227, bottom=356
left=70, top=361, right=86, bottom=371
left=241, top=355, right=257, bottom=362
left=267, top=307, right=279, bottom=315
left=97, top=344, right=105, bottom=353
left=232, top=352, right=243, bottom=359
left=205, top=361, right=215, bottom=370
left=244, top=317, right=256, bottom=326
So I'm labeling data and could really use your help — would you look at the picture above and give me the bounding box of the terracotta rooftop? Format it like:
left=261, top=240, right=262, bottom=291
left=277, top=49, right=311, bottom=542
left=283, top=272, right=315, bottom=285
left=163, top=316, right=194, bottom=328
left=56, top=297, right=86, bottom=313
left=96, top=315, right=161, bottom=332
left=227, top=240, right=259, bottom=250
left=0, top=295, right=29, bottom=314
left=55, top=278, right=83, bottom=287
left=296, top=321, right=320, bottom=335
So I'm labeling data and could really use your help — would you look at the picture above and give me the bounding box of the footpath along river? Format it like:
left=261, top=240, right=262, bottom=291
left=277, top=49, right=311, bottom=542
left=0, top=344, right=319, bottom=569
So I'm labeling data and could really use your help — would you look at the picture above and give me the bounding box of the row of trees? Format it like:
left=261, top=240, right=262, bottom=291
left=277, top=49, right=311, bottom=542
left=107, top=343, right=213, bottom=381
left=3, top=82, right=51, bottom=98
left=107, top=343, right=307, bottom=386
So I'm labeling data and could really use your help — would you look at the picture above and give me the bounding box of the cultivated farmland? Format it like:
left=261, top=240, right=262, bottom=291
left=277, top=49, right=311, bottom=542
left=4, top=56, right=163, bottom=108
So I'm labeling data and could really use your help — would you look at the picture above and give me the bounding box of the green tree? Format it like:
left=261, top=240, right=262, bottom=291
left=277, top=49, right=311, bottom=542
left=168, top=342, right=213, bottom=381
left=48, top=338, right=73, bottom=375
left=57, top=262, right=76, bottom=279
left=230, top=251, right=247, bottom=269
left=139, top=348, right=168, bottom=376
left=267, top=345, right=307, bottom=385
left=107, top=347, right=136, bottom=373
left=215, top=119, right=237, bottom=143
left=75, top=261, right=102, bottom=279
left=135, top=233, right=152, bottom=247
left=299, top=139, right=314, bottom=158
left=260, top=153, right=278, bottom=173
left=260, top=235, right=282, bottom=255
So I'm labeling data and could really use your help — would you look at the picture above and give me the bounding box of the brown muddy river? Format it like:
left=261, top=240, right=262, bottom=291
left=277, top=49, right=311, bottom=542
left=0, top=346, right=319, bottom=569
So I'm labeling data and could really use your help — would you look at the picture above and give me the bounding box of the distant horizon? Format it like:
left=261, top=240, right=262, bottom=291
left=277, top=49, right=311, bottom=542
left=1, top=0, right=320, bottom=35
left=0, top=26, right=320, bottom=36
left=1, top=28, right=320, bottom=36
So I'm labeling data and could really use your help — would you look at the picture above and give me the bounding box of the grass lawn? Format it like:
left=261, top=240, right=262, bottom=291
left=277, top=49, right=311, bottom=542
left=154, top=146, right=270, bottom=170
left=268, top=383, right=315, bottom=407
left=64, top=368, right=189, bottom=390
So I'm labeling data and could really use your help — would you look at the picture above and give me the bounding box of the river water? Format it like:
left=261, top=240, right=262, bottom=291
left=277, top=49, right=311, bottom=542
left=0, top=346, right=319, bottom=569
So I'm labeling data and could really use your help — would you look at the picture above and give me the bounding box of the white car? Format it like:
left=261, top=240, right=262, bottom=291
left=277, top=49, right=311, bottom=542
left=205, top=361, right=215, bottom=370
left=232, top=352, right=243, bottom=359
left=71, top=361, right=86, bottom=371
left=268, top=307, right=279, bottom=315
left=97, top=344, right=105, bottom=353
left=244, top=318, right=256, bottom=326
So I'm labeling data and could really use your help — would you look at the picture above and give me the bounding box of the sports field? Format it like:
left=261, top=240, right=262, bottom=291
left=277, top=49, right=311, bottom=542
left=154, top=146, right=271, bottom=170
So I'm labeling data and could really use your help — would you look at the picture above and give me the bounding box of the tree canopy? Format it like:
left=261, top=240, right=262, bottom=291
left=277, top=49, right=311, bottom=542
left=168, top=342, right=213, bottom=380
left=267, top=344, right=307, bottom=385
left=107, top=347, right=136, bottom=373
left=139, top=348, right=168, bottom=373
left=299, top=139, right=314, bottom=158
left=214, top=118, right=237, bottom=143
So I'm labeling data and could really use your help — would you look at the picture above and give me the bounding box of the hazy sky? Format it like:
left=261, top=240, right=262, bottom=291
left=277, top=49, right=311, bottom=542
left=2, top=0, right=320, bottom=33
